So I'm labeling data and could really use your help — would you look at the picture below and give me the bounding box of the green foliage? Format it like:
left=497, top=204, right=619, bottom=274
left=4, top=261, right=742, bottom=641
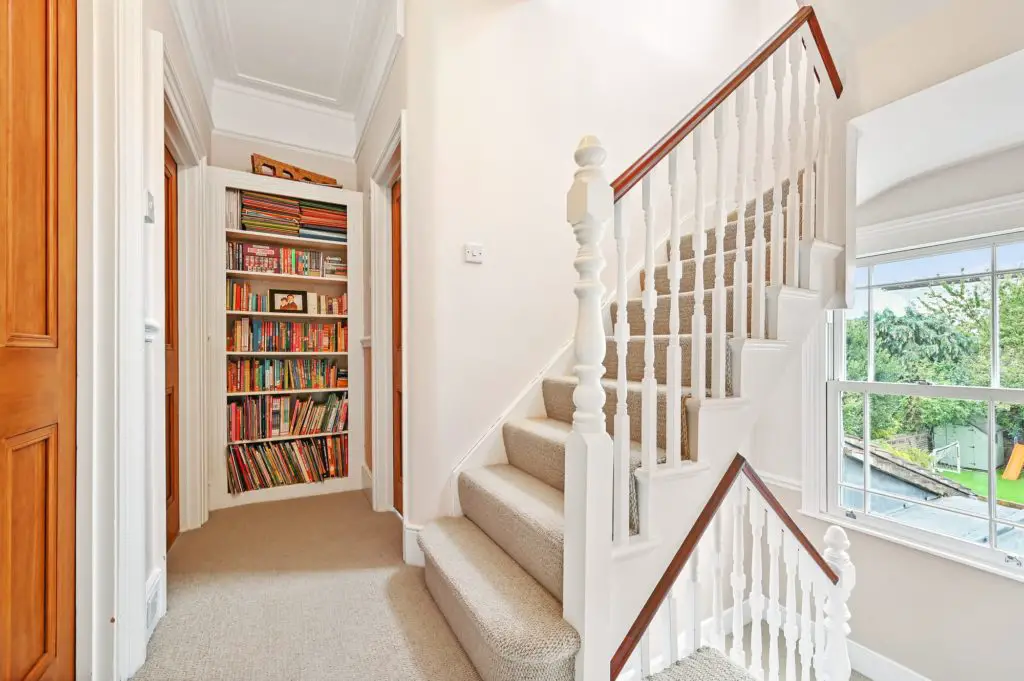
left=880, top=444, right=933, bottom=469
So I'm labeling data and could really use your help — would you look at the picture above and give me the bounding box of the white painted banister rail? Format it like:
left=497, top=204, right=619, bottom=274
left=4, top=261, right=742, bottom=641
left=611, top=456, right=854, bottom=681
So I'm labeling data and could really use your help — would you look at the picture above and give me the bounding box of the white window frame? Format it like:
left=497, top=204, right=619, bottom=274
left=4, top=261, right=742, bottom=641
left=820, top=233, right=1024, bottom=582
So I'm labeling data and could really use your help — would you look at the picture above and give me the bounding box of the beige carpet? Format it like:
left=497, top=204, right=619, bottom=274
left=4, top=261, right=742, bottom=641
left=133, top=492, right=481, bottom=681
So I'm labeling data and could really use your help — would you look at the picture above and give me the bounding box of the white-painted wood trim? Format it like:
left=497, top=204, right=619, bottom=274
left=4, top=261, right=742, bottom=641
left=353, top=0, right=405, bottom=157
left=404, top=522, right=425, bottom=566
left=848, top=641, right=933, bottom=681
left=144, top=567, right=166, bottom=639
left=370, top=114, right=404, bottom=515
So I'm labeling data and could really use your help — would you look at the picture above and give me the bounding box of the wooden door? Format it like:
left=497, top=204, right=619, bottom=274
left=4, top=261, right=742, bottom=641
left=164, top=147, right=180, bottom=549
left=391, top=178, right=403, bottom=514
left=0, top=2, right=77, bottom=679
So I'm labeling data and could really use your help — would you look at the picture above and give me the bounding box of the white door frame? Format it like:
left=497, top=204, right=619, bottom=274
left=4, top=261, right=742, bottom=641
left=369, top=114, right=409, bottom=530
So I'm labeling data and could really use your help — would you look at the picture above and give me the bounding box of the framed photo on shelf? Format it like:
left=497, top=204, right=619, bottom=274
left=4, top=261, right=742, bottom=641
left=269, top=289, right=307, bottom=313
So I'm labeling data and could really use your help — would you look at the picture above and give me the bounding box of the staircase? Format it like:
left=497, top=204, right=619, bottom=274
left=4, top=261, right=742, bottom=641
left=419, top=7, right=855, bottom=681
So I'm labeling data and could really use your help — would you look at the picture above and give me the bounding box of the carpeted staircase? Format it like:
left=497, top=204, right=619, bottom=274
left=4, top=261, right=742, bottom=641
left=419, top=190, right=795, bottom=681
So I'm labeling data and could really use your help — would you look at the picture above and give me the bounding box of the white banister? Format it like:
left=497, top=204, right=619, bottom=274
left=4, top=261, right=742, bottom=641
left=640, top=174, right=657, bottom=539
left=748, top=490, right=766, bottom=680
left=613, top=201, right=631, bottom=547
left=824, top=527, right=855, bottom=681
left=640, top=630, right=652, bottom=678
left=751, top=66, right=768, bottom=340
left=691, top=126, right=708, bottom=400
left=783, top=535, right=799, bottom=681
left=766, top=515, right=783, bottom=681
left=733, top=82, right=750, bottom=348
left=785, top=36, right=803, bottom=287
left=770, top=49, right=786, bottom=291
left=667, top=580, right=682, bottom=664
left=798, top=553, right=814, bottom=681
left=563, top=135, right=614, bottom=680
left=681, top=553, right=700, bottom=656
left=730, top=482, right=747, bottom=666
left=813, top=571, right=827, bottom=681
left=667, top=150, right=684, bottom=468
left=711, top=503, right=727, bottom=648
left=801, top=33, right=818, bottom=256
left=711, top=106, right=728, bottom=398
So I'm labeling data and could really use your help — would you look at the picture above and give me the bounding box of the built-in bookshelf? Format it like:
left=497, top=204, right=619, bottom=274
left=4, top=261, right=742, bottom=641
left=208, top=168, right=363, bottom=510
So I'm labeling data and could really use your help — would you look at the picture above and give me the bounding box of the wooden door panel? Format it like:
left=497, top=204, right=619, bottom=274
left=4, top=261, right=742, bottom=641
left=391, top=179, right=403, bottom=514
left=164, top=147, right=180, bottom=548
left=0, top=1, right=76, bottom=679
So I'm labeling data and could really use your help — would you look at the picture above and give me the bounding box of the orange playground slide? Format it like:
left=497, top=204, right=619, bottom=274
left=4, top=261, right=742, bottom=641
left=1004, top=443, right=1024, bottom=481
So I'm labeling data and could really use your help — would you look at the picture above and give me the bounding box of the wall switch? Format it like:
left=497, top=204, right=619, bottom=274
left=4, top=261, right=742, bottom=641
left=464, top=242, right=485, bottom=264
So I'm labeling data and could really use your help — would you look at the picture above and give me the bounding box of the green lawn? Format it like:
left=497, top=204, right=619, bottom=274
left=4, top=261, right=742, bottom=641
left=941, top=468, right=1024, bottom=505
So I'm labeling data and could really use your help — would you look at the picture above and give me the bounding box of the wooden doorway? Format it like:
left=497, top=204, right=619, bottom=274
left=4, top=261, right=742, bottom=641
left=164, top=147, right=180, bottom=549
left=0, top=1, right=77, bottom=678
left=390, top=177, right=403, bottom=514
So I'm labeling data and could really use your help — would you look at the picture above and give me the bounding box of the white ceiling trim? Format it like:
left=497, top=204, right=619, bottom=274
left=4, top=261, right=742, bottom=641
left=169, top=0, right=215, bottom=103
left=354, top=0, right=404, bottom=157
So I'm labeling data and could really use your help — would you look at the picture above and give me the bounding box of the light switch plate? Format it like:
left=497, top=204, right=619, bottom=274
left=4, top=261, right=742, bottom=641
left=464, top=242, right=484, bottom=264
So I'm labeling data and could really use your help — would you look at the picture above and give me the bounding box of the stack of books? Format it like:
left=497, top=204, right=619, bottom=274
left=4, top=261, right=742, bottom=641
left=226, top=280, right=269, bottom=312
left=226, top=243, right=325, bottom=276
left=226, top=358, right=347, bottom=393
left=298, top=199, right=347, bottom=243
left=226, top=394, right=348, bottom=442
left=228, top=319, right=347, bottom=353
left=226, top=435, right=348, bottom=493
left=240, top=191, right=301, bottom=236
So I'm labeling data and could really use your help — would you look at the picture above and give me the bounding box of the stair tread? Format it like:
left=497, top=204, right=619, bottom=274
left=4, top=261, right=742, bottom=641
left=419, top=517, right=580, bottom=664
left=507, top=416, right=650, bottom=458
left=543, top=374, right=697, bottom=397
left=461, top=465, right=564, bottom=551
left=645, top=647, right=754, bottom=681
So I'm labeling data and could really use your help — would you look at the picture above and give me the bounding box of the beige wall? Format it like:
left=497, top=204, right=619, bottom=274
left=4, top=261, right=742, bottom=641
left=210, top=131, right=358, bottom=189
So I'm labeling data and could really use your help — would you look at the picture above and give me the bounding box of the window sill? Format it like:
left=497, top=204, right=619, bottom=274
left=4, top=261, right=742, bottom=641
left=798, top=507, right=1024, bottom=585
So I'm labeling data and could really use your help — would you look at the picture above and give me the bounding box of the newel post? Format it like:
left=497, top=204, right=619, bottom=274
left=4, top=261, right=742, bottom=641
left=564, top=136, right=614, bottom=681
left=823, top=526, right=855, bottom=681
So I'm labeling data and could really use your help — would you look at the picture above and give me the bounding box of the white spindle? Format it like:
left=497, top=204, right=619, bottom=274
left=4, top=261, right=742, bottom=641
left=730, top=483, right=748, bottom=666
left=751, top=67, right=767, bottom=341
left=711, top=504, right=726, bottom=649
left=770, top=50, right=786, bottom=290
left=564, top=136, right=614, bottom=679
left=783, top=535, right=799, bottom=681
left=766, top=515, right=783, bottom=681
left=640, top=631, right=652, bottom=678
left=802, top=35, right=818, bottom=255
left=668, top=580, right=682, bottom=664
left=786, top=37, right=803, bottom=287
left=824, top=527, right=855, bottom=681
left=813, top=572, right=827, bottom=681
left=667, top=150, right=683, bottom=467
left=691, top=126, right=708, bottom=400
left=814, top=67, right=832, bottom=244
left=613, top=201, right=631, bottom=546
left=681, top=555, right=700, bottom=656
left=641, top=175, right=658, bottom=490
left=733, top=82, right=750, bottom=345
left=711, top=106, right=728, bottom=398
left=798, top=554, right=814, bottom=681
left=748, top=490, right=766, bottom=680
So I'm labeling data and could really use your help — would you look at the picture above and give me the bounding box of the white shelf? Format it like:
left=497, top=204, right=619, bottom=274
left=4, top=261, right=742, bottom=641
left=226, top=310, right=348, bottom=320
left=226, top=229, right=348, bottom=251
left=226, top=269, right=348, bottom=284
left=215, top=475, right=361, bottom=510
left=228, top=431, right=349, bottom=446
left=226, top=351, right=348, bottom=357
left=226, top=387, right=349, bottom=397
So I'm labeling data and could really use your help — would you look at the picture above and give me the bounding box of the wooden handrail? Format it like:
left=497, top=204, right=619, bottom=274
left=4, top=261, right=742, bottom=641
left=611, top=6, right=842, bottom=202
left=610, top=453, right=839, bottom=679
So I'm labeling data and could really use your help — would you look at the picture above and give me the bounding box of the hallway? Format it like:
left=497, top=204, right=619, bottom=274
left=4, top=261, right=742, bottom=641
left=134, top=492, right=480, bottom=681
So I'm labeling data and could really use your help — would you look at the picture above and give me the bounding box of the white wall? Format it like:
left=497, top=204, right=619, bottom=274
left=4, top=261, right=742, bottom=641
left=210, top=130, right=358, bottom=188
left=402, top=0, right=797, bottom=525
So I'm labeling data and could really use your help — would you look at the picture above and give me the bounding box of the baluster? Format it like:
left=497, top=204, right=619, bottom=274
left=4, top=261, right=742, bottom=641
left=770, top=50, right=786, bottom=290
left=668, top=579, right=682, bottom=664
left=613, top=201, right=631, bottom=546
left=799, top=553, right=814, bottom=681
left=750, top=68, right=767, bottom=341
left=785, top=37, right=803, bottom=287
left=814, top=68, right=832, bottom=245
left=730, top=482, right=748, bottom=666
left=711, top=502, right=726, bottom=648
left=766, top=515, right=783, bottom=681
left=812, top=572, right=827, bottom=681
left=802, top=35, right=818, bottom=257
left=691, top=126, right=708, bottom=400
left=681, top=556, right=700, bottom=656
left=783, top=535, right=799, bottom=681
left=733, top=82, right=750, bottom=345
left=824, top=527, right=856, bottom=681
left=641, top=175, right=658, bottom=478
left=640, top=630, right=652, bottom=678
left=667, top=150, right=683, bottom=467
left=748, top=489, right=766, bottom=680
left=711, top=106, right=728, bottom=398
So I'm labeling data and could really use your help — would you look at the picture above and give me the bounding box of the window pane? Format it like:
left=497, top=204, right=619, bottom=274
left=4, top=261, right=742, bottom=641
left=873, top=248, right=991, bottom=287
left=839, top=392, right=865, bottom=512
left=845, top=289, right=868, bottom=381
left=996, top=524, right=1024, bottom=555
left=999, top=273, right=1024, bottom=389
left=867, top=493, right=990, bottom=546
left=994, top=403, right=1024, bottom=519
left=873, top=278, right=991, bottom=387
left=996, top=241, right=1024, bottom=272
left=854, top=265, right=869, bottom=289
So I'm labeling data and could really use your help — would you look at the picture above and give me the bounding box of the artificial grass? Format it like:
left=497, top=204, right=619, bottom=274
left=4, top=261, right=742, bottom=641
left=942, top=468, right=1024, bottom=505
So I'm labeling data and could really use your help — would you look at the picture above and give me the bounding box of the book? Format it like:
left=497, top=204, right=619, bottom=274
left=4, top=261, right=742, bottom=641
left=225, top=435, right=348, bottom=493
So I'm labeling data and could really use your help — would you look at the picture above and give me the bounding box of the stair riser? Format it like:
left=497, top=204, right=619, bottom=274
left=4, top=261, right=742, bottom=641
left=502, top=424, right=565, bottom=492
left=542, top=379, right=691, bottom=454
left=603, top=337, right=730, bottom=387
left=645, top=245, right=784, bottom=296
left=613, top=288, right=753, bottom=336
left=458, top=474, right=564, bottom=602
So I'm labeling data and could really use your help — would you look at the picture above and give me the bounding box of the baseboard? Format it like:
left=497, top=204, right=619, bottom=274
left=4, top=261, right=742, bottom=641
left=849, top=640, right=932, bottom=681
left=144, top=567, right=166, bottom=639
left=361, top=463, right=373, bottom=495
left=403, top=522, right=425, bottom=566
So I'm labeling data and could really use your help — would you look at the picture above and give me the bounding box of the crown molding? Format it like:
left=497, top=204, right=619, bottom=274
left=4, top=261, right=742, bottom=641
left=169, top=0, right=215, bottom=99
left=354, top=0, right=404, bottom=158
left=212, top=129, right=355, bottom=166
left=163, top=49, right=209, bottom=160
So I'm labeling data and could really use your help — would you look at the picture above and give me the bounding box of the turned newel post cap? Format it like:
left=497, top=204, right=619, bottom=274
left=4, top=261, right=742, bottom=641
left=567, top=136, right=613, bottom=226
left=824, top=526, right=855, bottom=589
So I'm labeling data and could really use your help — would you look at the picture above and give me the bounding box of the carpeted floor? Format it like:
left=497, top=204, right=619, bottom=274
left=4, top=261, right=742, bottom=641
left=133, top=491, right=481, bottom=681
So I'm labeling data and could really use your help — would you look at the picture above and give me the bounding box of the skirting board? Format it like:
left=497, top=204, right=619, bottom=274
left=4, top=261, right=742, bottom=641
left=361, top=463, right=373, bottom=506
left=404, top=523, right=425, bottom=566
left=145, top=567, right=166, bottom=639
left=848, top=641, right=932, bottom=681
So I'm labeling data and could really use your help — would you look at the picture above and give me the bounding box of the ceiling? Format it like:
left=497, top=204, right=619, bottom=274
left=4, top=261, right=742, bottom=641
left=853, top=47, right=1024, bottom=204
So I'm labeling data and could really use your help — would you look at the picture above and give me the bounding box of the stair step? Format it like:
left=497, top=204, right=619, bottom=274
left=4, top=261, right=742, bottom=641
left=419, top=517, right=579, bottom=681
left=459, top=464, right=565, bottom=602
left=612, top=286, right=753, bottom=336
left=542, top=376, right=698, bottom=452
left=604, top=334, right=734, bottom=389
left=644, top=243, right=783, bottom=296
left=645, top=646, right=755, bottom=680
left=727, top=177, right=792, bottom=224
